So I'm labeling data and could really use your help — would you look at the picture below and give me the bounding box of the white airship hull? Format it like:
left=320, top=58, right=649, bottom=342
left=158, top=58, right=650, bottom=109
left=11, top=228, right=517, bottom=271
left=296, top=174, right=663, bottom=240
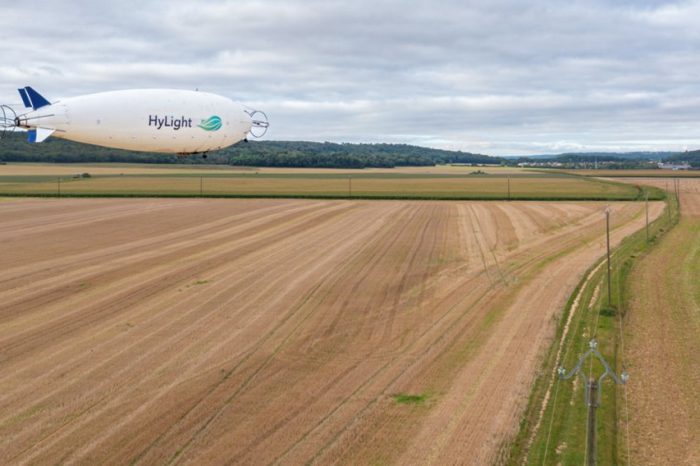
left=14, top=88, right=257, bottom=154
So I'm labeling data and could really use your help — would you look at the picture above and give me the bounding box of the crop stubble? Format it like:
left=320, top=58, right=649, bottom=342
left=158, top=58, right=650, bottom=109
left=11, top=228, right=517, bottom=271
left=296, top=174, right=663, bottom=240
left=609, top=177, right=700, bottom=465
left=0, top=198, right=659, bottom=465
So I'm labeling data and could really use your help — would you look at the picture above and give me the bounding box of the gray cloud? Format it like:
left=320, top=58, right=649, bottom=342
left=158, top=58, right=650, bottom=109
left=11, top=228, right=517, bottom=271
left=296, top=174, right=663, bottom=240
left=1, top=0, right=699, bottom=154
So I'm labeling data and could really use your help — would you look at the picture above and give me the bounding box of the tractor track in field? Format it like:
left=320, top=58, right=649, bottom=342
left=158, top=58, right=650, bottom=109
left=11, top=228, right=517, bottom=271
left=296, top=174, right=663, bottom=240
left=0, top=198, right=659, bottom=465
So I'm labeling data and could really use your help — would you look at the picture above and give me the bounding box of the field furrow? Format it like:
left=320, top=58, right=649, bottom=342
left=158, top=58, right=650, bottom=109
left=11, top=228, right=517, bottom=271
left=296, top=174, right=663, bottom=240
left=0, top=198, right=658, bottom=465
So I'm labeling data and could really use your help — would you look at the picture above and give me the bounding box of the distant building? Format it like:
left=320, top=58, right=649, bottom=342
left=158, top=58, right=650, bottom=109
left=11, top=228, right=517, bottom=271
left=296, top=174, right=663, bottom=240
left=517, top=161, right=563, bottom=167
left=657, top=162, right=691, bottom=170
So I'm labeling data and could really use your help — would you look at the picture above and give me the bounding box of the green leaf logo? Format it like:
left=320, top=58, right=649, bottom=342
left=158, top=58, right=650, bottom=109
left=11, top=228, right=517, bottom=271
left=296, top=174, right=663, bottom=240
left=198, top=115, right=222, bottom=131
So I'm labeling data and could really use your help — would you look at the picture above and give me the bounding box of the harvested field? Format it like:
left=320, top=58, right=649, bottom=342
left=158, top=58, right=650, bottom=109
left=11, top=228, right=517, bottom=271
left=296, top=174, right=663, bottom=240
left=606, top=176, right=700, bottom=216
left=0, top=174, right=634, bottom=199
left=566, top=169, right=700, bottom=177
left=0, top=164, right=640, bottom=200
left=0, top=163, right=531, bottom=177
left=611, top=177, right=700, bottom=465
left=0, top=198, right=660, bottom=464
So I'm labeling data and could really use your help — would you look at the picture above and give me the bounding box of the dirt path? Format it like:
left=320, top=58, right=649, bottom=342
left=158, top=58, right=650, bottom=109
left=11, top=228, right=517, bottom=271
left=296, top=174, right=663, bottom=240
left=0, top=198, right=658, bottom=465
left=608, top=177, right=700, bottom=465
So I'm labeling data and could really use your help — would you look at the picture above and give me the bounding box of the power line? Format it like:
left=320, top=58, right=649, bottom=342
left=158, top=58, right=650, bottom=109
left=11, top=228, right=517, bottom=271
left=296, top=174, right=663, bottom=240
left=605, top=207, right=612, bottom=307
left=541, top=378, right=562, bottom=466
left=617, top=303, right=632, bottom=466
left=645, top=189, right=649, bottom=244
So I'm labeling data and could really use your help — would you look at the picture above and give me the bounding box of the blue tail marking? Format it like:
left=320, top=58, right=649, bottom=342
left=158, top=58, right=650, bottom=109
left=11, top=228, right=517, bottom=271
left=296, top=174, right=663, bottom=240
left=27, top=129, right=37, bottom=143
left=18, top=88, right=31, bottom=108
left=18, top=86, right=51, bottom=110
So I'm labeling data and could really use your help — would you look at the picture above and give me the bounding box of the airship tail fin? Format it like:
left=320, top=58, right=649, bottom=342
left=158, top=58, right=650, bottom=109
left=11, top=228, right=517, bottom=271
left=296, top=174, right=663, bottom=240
left=27, top=127, right=55, bottom=143
left=18, top=87, right=51, bottom=110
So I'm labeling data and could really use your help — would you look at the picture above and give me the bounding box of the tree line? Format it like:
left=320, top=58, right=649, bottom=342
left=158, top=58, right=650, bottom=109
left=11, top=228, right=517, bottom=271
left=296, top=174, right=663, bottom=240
left=2, top=132, right=696, bottom=168
left=0, top=133, right=501, bottom=168
left=667, top=150, right=700, bottom=168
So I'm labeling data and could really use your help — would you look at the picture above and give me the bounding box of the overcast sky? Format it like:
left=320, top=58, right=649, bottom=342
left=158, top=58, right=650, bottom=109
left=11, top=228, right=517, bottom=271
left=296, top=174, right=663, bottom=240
left=1, top=0, right=699, bottom=155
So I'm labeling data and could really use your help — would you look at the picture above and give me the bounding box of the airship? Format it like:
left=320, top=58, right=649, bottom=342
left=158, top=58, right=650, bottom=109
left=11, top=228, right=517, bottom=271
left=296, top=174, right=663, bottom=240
left=0, top=87, right=268, bottom=156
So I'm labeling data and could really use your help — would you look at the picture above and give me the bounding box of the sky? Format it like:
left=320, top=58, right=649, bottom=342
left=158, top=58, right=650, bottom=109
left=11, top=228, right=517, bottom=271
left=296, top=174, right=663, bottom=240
left=1, top=0, right=699, bottom=155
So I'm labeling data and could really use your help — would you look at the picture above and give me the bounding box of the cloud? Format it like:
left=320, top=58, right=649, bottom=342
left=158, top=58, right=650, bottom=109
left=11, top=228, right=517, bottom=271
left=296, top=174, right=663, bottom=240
left=1, top=0, right=699, bottom=154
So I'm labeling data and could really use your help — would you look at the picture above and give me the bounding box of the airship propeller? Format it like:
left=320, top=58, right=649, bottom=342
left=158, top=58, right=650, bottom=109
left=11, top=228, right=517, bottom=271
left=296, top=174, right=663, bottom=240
left=0, top=104, right=18, bottom=139
left=246, top=109, right=269, bottom=138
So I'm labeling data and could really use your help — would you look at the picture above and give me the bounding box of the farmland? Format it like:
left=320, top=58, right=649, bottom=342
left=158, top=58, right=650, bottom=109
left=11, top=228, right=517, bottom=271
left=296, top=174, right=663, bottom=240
left=0, top=163, right=644, bottom=200
left=562, top=168, right=700, bottom=178
left=509, top=176, right=697, bottom=465
left=618, top=177, right=700, bottom=465
left=0, top=196, right=661, bottom=464
left=606, top=176, right=700, bottom=216
left=0, top=163, right=523, bottom=176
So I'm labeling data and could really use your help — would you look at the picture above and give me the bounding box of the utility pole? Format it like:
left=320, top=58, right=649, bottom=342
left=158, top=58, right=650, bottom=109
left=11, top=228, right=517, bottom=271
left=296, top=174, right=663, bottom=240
left=558, top=339, right=628, bottom=466
left=605, top=207, right=612, bottom=306
left=200, top=176, right=203, bottom=196
left=586, top=377, right=598, bottom=465
left=57, top=178, right=61, bottom=197
left=348, top=175, right=352, bottom=198
left=507, top=176, right=511, bottom=201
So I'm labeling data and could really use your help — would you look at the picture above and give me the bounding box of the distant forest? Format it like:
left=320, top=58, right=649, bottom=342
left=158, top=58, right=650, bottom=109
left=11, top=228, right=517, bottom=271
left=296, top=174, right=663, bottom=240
left=513, top=152, right=699, bottom=169
left=557, top=152, right=700, bottom=168
left=667, top=150, right=700, bottom=167
left=0, top=133, right=500, bottom=168
left=1, top=132, right=697, bottom=168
